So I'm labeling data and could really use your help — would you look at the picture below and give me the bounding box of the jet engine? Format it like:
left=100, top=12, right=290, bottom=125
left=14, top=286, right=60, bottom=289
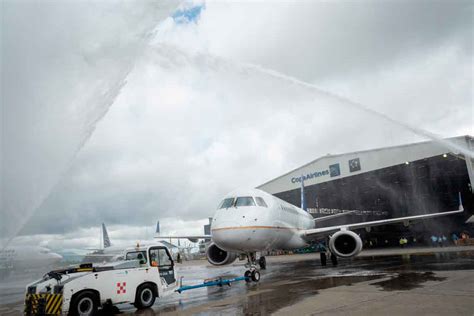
left=328, top=230, right=363, bottom=258
left=206, top=242, right=237, bottom=265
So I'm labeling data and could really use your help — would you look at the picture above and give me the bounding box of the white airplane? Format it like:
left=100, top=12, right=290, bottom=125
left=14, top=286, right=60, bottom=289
left=157, top=183, right=464, bottom=281
left=82, top=223, right=125, bottom=263
left=0, top=245, right=63, bottom=273
left=83, top=222, right=183, bottom=263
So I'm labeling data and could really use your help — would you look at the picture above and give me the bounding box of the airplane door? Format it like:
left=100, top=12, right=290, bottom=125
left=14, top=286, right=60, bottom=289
left=149, top=247, right=176, bottom=285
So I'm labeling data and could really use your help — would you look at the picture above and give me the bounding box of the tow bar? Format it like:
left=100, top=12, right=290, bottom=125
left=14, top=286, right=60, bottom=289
left=176, top=275, right=250, bottom=293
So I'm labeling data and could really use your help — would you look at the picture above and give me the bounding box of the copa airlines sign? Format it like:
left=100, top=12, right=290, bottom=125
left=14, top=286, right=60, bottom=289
left=290, top=163, right=342, bottom=183
left=291, top=169, right=329, bottom=183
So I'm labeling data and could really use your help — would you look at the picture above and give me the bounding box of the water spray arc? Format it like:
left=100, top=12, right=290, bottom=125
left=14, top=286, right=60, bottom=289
left=151, top=44, right=474, bottom=159
left=2, top=2, right=179, bottom=249
left=242, top=63, right=474, bottom=160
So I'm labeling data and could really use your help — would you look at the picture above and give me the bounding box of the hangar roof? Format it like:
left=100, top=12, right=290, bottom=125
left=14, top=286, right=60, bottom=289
left=257, top=135, right=473, bottom=194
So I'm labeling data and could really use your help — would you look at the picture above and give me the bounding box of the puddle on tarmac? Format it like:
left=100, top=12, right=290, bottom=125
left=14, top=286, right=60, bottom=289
left=371, top=272, right=446, bottom=291
left=214, top=274, right=383, bottom=315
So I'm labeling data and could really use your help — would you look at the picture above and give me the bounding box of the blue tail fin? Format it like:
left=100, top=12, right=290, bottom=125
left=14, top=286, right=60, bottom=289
left=301, top=176, right=307, bottom=212
left=102, top=223, right=111, bottom=248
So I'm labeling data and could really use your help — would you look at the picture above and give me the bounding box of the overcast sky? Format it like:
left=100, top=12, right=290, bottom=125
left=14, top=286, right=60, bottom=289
left=2, top=0, right=472, bottom=250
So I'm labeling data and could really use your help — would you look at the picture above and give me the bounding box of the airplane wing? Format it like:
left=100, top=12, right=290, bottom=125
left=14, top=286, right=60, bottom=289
left=314, top=211, right=355, bottom=223
left=302, top=194, right=464, bottom=240
left=154, top=235, right=211, bottom=242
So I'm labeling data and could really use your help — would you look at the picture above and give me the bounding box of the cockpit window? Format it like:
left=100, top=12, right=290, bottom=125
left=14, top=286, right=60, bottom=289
left=255, top=197, right=268, bottom=207
left=219, top=198, right=235, bottom=209
left=235, top=197, right=256, bottom=207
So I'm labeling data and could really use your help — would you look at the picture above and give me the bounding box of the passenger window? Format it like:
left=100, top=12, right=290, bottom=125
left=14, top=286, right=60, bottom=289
left=255, top=197, right=268, bottom=207
left=235, top=197, right=256, bottom=207
left=219, top=198, right=235, bottom=209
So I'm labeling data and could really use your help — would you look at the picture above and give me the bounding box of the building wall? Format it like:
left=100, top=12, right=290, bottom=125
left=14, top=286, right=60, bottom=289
left=258, top=136, right=472, bottom=195
left=258, top=136, right=474, bottom=246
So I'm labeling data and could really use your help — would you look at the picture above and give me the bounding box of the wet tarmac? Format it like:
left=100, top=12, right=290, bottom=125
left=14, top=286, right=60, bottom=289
left=1, top=247, right=474, bottom=315
left=121, top=249, right=474, bottom=315
left=371, top=271, right=446, bottom=291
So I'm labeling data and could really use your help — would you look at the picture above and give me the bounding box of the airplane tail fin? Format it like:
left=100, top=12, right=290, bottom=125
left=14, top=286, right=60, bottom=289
left=102, top=223, right=111, bottom=248
left=156, top=221, right=160, bottom=234
left=301, top=176, right=307, bottom=212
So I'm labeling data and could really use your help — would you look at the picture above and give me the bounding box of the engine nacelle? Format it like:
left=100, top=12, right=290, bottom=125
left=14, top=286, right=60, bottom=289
left=206, top=242, right=237, bottom=265
left=328, top=230, right=363, bottom=258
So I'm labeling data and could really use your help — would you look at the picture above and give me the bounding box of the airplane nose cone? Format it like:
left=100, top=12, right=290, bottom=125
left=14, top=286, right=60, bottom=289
left=212, top=207, right=270, bottom=252
left=213, top=230, right=246, bottom=251
left=212, top=226, right=269, bottom=252
left=212, top=220, right=244, bottom=251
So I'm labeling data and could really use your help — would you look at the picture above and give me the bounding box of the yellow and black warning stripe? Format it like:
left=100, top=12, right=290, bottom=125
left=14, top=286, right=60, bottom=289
left=24, top=293, right=63, bottom=315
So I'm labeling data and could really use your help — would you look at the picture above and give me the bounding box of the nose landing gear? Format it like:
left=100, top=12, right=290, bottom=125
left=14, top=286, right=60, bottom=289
left=244, top=252, right=264, bottom=282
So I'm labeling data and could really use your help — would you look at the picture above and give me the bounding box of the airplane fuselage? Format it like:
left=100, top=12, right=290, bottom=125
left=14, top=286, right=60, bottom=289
left=211, top=188, right=314, bottom=252
left=0, top=246, right=62, bottom=270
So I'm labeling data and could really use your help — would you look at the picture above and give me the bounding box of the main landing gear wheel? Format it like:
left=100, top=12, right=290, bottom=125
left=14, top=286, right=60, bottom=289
left=258, top=256, right=266, bottom=270
left=320, top=252, right=327, bottom=266
left=251, top=270, right=261, bottom=282
left=331, top=253, right=338, bottom=266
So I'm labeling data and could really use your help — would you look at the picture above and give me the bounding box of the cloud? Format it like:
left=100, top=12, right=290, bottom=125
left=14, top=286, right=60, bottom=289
left=3, top=1, right=471, bottom=246
left=1, top=0, right=178, bottom=242
left=164, top=1, right=472, bottom=81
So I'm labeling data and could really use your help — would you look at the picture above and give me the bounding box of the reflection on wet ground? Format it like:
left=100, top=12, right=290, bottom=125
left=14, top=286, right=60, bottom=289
left=217, top=275, right=382, bottom=316
left=1, top=250, right=473, bottom=315
left=372, top=271, right=447, bottom=291
left=120, top=250, right=474, bottom=315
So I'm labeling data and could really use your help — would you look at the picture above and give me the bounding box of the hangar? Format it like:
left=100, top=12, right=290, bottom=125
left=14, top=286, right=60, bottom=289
left=258, top=135, right=474, bottom=247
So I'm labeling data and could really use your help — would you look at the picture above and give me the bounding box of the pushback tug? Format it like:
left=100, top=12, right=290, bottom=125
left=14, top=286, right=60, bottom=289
left=24, top=243, right=254, bottom=315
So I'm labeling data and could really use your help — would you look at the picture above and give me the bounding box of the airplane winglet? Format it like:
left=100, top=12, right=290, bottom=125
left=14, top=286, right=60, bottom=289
left=458, top=192, right=464, bottom=211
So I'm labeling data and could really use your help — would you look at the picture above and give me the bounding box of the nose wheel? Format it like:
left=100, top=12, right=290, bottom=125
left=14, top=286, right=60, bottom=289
left=244, top=270, right=261, bottom=282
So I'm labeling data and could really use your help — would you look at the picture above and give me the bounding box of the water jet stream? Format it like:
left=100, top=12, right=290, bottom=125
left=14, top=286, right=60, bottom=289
left=151, top=44, right=474, bottom=159
left=1, top=2, right=178, bottom=249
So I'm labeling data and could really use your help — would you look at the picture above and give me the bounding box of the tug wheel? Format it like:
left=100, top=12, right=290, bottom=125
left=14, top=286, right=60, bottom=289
left=244, top=270, right=252, bottom=283
left=251, top=270, right=261, bottom=282
left=134, top=284, right=156, bottom=309
left=70, top=291, right=98, bottom=316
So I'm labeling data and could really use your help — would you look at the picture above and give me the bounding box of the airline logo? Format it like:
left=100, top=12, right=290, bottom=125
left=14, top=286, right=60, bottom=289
left=291, top=163, right=341, bottom=183
left=329, top=163, right=340, bottom=177
left=291, top=169, right=329, bottom=183
left=349, top=158, right=361, bottom=172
